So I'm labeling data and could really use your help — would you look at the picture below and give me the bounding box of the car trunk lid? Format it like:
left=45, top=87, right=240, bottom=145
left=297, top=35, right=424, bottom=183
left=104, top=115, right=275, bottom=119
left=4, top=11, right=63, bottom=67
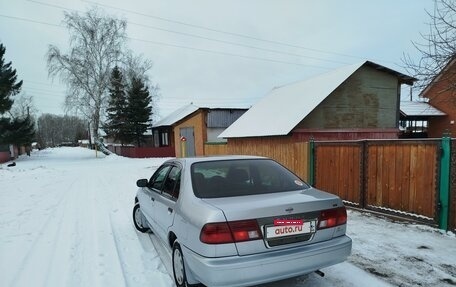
left=202, top=188, right=345, bottom=255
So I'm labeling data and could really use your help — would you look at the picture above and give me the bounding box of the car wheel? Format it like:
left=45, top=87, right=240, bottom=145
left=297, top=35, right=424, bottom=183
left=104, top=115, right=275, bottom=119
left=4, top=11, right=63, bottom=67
left=172, top=242, right=189, bottom=287
left=132, top=203, right=150, bottom=233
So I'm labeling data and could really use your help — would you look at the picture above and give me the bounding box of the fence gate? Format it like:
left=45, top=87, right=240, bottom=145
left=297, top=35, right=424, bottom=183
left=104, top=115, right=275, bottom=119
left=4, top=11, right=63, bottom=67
left=314, top=140, right=441, bottom=225
left=314, top=141, right=363, bottom=206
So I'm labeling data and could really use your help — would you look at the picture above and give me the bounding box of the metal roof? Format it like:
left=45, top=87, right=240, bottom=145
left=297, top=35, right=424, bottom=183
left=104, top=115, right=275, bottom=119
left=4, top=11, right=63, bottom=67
left=400, top=101, right=446, bottom=117
left=153, top=103, right=250, bottom=127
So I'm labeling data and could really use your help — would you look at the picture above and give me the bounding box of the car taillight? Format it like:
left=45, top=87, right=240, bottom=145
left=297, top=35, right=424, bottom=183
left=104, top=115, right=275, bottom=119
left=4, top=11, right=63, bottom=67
left=200, top=220, right=262, bottom=244
left=317, top=207, right=347, bottom=229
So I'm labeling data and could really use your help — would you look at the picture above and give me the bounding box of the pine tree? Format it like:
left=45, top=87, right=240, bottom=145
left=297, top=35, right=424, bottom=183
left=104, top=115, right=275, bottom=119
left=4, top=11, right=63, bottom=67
left=126, top=77, right=152, bottom=147
left=0, top=43, right=35, bottom=147
left=103, top=66, right=129, bottom=144
left=8, top=115, right=35, bottom=146
left=0, top=43, right=23, bottom=114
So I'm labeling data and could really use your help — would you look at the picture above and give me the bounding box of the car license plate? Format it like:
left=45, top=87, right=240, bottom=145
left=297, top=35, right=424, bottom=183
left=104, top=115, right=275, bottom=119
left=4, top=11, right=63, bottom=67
left=265, top=220, right=316, bottom=239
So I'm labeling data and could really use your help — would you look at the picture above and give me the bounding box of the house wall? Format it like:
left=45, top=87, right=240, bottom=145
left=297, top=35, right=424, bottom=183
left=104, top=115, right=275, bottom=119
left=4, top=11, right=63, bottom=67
left=173, top=110, right=207, bottom=157
left=422, top=61, right=456, bottom=137
left=296, top=65, right=400, bottom=130
left=207, top=127, right=227, bottom=143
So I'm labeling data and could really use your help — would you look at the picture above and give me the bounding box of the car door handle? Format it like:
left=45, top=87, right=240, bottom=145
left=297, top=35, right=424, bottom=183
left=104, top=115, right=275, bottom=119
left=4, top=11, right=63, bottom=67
left=168, top=207, right=173, bottom=213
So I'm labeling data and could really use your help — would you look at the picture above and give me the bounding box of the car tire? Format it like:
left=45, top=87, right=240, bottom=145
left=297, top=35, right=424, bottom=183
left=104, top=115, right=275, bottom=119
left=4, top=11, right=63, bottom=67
left=132, top=203, right=150, bottom=233
left=172, top=242, right=189, bottom=287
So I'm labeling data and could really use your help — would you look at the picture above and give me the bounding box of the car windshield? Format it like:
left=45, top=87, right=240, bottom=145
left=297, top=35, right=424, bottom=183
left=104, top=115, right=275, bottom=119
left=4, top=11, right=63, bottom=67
left=191, top=159, right=309, bottom=198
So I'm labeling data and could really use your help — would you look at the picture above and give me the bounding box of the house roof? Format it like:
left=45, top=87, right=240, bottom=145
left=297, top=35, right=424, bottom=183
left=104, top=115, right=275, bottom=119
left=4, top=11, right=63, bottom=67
left=153, top=104, right=200, bottom=127
left=153, top=103, right=250, bottom=127
left=400, top=101, right=446, bottom=117
left=220, top=61, right=415, bottom=138
left=419, top=57, right=456, bottom=98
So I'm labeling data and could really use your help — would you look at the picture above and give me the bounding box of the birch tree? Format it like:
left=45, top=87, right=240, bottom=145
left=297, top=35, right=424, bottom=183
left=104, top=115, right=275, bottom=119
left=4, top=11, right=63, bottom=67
left=47, top=8, right=127, bottom=139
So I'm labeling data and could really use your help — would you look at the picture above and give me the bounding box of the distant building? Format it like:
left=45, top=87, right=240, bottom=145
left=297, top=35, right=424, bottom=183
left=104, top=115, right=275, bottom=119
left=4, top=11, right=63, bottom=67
left=399, top=101, right=445, bottom=138
left=220, top=61, right=416, bottom=141
left=153, top=104, right=248, bottom=157
left=419, top=57, right=456, bottom=137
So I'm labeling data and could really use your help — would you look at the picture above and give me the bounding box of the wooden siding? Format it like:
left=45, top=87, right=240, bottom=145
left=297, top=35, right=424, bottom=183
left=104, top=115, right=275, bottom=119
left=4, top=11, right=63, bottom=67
left=227, top=137, right=309, bottom=181
left=173, top=110, right=207, bottom=157
left=314, top=143, right=362, bottom=204
left=314, top=140, right=439, bottom=221
left=204, top=143, right=228, bottom=156
left=297, top=65, right=400, bottom=130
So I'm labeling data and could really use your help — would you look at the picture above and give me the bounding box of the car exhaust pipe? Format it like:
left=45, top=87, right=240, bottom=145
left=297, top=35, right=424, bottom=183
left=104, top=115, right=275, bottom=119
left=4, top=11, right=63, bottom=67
left=315, top=270, right=325, bottom=277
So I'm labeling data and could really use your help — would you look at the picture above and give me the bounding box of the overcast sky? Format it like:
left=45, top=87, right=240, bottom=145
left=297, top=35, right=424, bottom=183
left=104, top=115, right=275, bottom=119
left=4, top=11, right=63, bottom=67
left=0, top=0, right=435, bottom=120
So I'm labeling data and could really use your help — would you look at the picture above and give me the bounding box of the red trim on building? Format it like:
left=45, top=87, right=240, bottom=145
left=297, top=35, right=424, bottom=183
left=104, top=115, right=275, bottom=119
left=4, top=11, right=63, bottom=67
left=292, top=128, right=400, bottom=141
left=108, top=146, right=175, bottom=158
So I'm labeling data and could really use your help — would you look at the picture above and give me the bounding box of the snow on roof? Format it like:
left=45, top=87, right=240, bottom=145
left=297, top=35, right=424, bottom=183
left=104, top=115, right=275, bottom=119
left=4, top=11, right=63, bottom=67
left=400, top=101, right=446, bottom=117
left=220, top=61, right=416, bottom=138
left=153, top=103, right=250, bottom=128
left=153, top=104, right=200, bottom=127
left=220, top=62, right=366, bottom=138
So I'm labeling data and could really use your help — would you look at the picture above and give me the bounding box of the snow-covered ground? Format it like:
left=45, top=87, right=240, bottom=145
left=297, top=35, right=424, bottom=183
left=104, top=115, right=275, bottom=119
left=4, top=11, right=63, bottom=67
left=0, top=147, right=455, bottom=287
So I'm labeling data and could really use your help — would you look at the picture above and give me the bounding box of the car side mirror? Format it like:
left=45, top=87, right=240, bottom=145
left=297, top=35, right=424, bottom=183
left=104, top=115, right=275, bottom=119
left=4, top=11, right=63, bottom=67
left=136, top=179, right=148, bottom=187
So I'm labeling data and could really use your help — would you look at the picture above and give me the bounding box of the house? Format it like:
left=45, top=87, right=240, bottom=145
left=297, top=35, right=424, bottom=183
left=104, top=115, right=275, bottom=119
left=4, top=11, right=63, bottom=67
left=399, top=101, right=446, bottom=138
left=152, top=104, right=248, bottom=157
left=220, top=61, right=416, bottom=141
left=419, top=57, right=456, bottom=137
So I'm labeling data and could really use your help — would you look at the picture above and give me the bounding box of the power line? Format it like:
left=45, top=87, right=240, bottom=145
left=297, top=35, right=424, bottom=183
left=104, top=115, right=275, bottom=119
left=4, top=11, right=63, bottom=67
left=0, top=13, right=332, bottom=68
left=27, top=0, right=80, bottom=13
left=25, top=0, right=345, bottom=66
left=127, top=21, right=349, bottom=65
left=0, top=14, right=62, bottom=28
left=128, top=37, right=329, bottom=68
left=81, top=0, right=381, bottom=62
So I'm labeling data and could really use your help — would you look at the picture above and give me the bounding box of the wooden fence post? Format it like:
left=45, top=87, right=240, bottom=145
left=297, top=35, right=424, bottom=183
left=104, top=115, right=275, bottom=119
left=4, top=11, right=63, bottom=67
left=308, top=139, right=315, bottom=186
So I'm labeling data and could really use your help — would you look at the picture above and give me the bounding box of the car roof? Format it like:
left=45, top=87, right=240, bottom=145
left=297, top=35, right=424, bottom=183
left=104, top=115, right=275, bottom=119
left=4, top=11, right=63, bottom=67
left=167, top=155, right=267, bottom=165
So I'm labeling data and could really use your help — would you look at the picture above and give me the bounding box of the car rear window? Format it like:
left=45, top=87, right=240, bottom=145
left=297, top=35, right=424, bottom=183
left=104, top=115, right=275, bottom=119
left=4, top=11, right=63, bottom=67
left=191, top=159, right=309, bottom=198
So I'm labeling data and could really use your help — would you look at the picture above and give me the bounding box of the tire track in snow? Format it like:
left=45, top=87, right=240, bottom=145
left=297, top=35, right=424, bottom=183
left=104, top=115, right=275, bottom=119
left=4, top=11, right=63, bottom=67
left=8, top=176, right=78, bottom=287
left=97, top=172, right=173, bottom=287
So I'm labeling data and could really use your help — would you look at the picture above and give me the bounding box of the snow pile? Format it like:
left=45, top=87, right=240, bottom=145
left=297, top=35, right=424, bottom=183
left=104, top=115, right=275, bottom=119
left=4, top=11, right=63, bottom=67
left=0, top=147, right=455, bottom=287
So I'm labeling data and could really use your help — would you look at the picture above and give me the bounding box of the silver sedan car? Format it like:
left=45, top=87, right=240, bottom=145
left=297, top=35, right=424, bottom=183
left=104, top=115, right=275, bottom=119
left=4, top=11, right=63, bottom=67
left=133, top=156, right=352, bottom=287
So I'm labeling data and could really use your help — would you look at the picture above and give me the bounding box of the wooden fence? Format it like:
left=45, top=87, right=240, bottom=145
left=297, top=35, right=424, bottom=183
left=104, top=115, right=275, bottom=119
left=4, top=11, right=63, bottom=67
left=314, top=140, right=440, bottom=224
left=314, top=143, right=362, bottom=205
left=204, top=137, right=453, bottom=230
left=205, top=138, right=309, bottom=181
left=204, top=142, right=228, bottom=156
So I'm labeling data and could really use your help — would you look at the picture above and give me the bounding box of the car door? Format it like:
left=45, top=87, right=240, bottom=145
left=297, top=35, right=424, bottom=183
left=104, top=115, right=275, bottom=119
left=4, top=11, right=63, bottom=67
left=153, top=164, right=182, bottom=243
left=140, top=164, right=172, bottom=229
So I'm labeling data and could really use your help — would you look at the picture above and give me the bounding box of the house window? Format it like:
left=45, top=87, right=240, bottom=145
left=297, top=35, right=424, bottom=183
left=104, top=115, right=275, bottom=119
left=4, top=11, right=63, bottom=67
left=161, top=131, right=169, bottom=146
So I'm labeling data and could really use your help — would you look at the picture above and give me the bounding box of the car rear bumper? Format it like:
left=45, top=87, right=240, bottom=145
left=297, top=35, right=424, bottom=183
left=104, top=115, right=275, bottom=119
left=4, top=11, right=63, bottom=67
left=182, top=235, right=352, bottom=287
